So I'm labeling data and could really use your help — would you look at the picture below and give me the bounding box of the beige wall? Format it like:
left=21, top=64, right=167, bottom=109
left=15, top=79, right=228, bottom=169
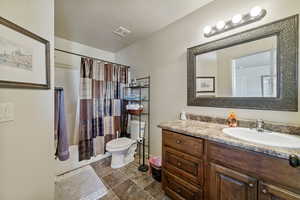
left=55, top=37, right=115, bottom=68
left=116, top=0, right=300, bottom=156
left=0, top=0, right=54, bottom=199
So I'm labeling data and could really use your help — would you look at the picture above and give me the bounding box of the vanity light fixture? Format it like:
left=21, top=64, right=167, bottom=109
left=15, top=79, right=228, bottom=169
left=204, top=26, right=212, bottom=34
left=216, top=21, right=226, bottom=30
left=232, top=14, right=242, bottom=24
left=250, top=6, right=263, bottom=17
left=203, top=6, right=266, bottom=37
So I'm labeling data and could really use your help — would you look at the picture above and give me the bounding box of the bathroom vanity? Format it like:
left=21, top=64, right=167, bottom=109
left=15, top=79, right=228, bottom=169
left=159, top=120, right=300, bottom=200
left=166, top=12, right=300, bottom=200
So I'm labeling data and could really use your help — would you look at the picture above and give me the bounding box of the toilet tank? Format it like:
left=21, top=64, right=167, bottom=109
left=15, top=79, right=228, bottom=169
left=130, top=120, right=145, bottom=140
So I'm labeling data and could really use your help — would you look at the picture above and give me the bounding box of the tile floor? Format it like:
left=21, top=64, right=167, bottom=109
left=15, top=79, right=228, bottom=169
left=91, top=156, right=170, bottom=200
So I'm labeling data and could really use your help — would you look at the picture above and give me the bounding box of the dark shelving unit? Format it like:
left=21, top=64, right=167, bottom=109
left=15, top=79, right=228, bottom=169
left=124, top=76, right=150, bottom=172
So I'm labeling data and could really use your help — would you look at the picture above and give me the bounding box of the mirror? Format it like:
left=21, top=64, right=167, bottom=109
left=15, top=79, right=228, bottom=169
left=187, top=15, right=298, bottom=111
left=196, top=36, right=277, bottom=98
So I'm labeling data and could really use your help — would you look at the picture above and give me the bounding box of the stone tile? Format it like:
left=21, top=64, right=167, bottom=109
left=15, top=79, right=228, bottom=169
left=130, top=171, right=155, bottom=189
left=102, top=170, right=129, bottom=188
left=144, top=181, right=165, bottom=200
left=118, top=163, right=145, bottom=179
left=113, top=179, right=154, bottom=200
left=99, top=189, right=120, bottom=200
left=100, top=177, right=111, bottom=189
left=161, top=195, right=172, bottom=200
left=112, top=179, right=140, bottom=199
left=133, top=155, right=141, bottom=165
left=127, top=161, right=139, bottom=168
left=91, top=158, right=114, bottom=178
left=89, top=156, right=160, bottom=200
left=128, top=191, right=155, bottom=200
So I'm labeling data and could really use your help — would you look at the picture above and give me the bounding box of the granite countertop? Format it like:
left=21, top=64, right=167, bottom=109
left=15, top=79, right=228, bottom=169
left=158, top=120, right=300, bottom=160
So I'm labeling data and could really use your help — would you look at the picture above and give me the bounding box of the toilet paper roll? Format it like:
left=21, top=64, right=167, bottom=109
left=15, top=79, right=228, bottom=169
left=136, top=137, right=143, bottom=143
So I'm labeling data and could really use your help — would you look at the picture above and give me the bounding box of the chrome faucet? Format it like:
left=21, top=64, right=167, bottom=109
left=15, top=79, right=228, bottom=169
left=255, top=119, right=265, bottom=132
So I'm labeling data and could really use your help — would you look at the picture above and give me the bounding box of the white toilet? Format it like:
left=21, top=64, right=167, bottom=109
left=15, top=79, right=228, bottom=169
left=106, top=120, right=145, bottom=168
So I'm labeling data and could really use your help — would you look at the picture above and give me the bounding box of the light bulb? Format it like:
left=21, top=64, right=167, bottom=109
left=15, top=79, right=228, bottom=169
left=250, top=6, right=262, bottom=17
left=232, top=14, right=242, bottom=24
left=216, top=21, right=226, bottom=30
left=203, top=26, right=212, bottom=34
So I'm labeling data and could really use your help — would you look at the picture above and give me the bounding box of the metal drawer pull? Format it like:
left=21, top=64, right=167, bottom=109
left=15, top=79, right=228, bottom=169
left=176, top=188, right=182, bottom=193
left=176, top=140, right=181, bottom=144
left=289, top=154, right=300, bottom=168
left=249, top=183, right=254, bottom=188
left=262, top=189, right=267, bottom=194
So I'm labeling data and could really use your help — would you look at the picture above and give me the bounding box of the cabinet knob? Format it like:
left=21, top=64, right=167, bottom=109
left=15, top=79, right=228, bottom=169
left=262, top=189, right=268, bottom=194
left=249, top=183, right=254, bottom=188
left=176, top=140, right=181, bottom=144
left=177, top=162, right=182, bottom=166
left=289, top=154, right=300, bottom=168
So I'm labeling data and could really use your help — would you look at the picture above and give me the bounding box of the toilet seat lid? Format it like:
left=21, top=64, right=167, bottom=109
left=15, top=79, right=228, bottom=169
left=106, top=137, right=134, bottom=150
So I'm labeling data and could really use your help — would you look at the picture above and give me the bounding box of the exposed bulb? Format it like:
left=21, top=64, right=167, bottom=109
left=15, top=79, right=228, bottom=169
left=250, top=6, right=262, bottom=17
left=216, top=21, right=226, bottom=30
left=203, top=26, right=212, bottom=34
left=232, top=14, right=242, bottom=24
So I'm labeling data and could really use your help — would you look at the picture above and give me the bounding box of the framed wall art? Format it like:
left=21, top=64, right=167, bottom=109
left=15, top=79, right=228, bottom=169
left=0, top=17, right=50, bottom=89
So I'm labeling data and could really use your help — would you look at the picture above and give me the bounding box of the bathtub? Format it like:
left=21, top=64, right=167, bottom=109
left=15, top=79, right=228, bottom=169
left=55, top=145, right=111, bottom=175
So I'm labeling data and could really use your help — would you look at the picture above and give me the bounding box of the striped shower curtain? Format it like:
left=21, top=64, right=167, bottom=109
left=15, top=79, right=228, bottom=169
left=78, top=57, right=128, bottom=161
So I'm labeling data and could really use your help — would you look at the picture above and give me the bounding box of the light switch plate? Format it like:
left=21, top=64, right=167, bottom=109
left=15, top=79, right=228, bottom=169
left=5, top=103, right=14, bottom=121
left=0, top=104, right=5, bottom=122
left=0, top=103, right=14, bottom=123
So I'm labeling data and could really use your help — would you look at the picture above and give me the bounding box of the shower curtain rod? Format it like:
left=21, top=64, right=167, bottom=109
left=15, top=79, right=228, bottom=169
left=55, top=48, right=130, bottom=68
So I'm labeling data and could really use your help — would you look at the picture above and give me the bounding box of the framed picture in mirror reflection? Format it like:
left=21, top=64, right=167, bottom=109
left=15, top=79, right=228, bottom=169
left=196, top=77, right=215, bottom=93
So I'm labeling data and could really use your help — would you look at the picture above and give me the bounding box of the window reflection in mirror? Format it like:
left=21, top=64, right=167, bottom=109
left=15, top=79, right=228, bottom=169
left=195, top=36, right=277, bottom=98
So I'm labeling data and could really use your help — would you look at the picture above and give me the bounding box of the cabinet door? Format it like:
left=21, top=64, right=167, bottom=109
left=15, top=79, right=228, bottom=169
left=259, top=182, right=300, bottom=200
left=209, top=163, right=257, bottom=200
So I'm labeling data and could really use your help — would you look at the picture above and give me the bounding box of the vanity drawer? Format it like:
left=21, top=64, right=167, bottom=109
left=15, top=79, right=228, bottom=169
left=163, top=170, right=203, bottom=200
left=207, top=141, right=300, bottom=192
left=163, top=130, right=204, bottom=158
left=164, top=147, right=204, bottom=186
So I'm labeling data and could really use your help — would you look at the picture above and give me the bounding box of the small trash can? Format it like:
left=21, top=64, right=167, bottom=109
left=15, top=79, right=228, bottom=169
left=149, top=156, right=162, bottom=182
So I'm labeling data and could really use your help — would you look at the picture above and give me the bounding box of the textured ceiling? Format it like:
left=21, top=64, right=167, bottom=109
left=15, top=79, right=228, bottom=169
left=55, top=0, right=213, bottom=52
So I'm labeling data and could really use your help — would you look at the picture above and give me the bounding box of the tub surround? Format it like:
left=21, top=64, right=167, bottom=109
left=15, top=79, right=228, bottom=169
left=158, top=119, right=300, bottom=160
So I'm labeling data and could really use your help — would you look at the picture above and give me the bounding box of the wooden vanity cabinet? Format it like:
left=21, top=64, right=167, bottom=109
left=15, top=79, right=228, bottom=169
left=162, top=130, right=300, bottom=200
left=162, top=130, right=204, bottom=199
left=259, top=182, right=300, bottom=200
left=209, top=163, right=257, bottom=200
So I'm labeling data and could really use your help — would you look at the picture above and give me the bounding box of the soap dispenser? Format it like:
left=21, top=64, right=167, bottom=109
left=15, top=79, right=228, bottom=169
left=180, top=111, right=187, bottom=121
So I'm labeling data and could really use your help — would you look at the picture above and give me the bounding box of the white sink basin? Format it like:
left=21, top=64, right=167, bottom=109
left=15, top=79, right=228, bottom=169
left=223, top=127, right=300, bottom=149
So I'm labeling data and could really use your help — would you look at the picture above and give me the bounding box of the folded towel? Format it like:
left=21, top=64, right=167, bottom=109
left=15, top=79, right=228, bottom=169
left=124, top=94, right=146, bottom=101
left=126, top=104, right=143, bottom=110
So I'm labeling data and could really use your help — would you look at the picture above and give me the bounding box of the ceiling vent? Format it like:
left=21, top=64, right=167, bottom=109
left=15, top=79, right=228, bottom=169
left=113, top=26, right=131, bottom=37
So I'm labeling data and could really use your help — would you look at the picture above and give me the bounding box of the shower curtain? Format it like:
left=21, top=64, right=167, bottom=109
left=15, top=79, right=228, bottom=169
left=78, top=57, right=129, bottom=161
